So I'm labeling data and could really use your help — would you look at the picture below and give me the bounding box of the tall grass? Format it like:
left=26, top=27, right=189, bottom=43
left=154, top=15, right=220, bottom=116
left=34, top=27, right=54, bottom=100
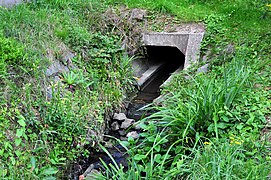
left=95, top=138, right=270, bottom=179
left=0, top=0, right=270, bottom=179
left=95, top=136, right=189, bottom=180
left=146, top=55, right=251, bottom=142
left=187, top=140, right=270, bottom=179
left=102, top=51, right=270, bottom=179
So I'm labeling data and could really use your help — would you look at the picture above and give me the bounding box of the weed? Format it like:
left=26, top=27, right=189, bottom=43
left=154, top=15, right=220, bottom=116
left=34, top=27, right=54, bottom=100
left=0, top=33, right=26, bottom=80
left=61, top=70, right=92, bottom=89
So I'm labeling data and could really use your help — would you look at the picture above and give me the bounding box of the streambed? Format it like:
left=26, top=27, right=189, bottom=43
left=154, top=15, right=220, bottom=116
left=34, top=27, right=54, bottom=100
left=68, top=46, right=186, bottom=179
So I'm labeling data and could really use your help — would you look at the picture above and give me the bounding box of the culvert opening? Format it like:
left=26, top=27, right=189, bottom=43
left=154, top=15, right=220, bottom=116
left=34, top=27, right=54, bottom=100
left=128, top=45, right=185, bottom=119
left=142, top=45, right=185, bottom=92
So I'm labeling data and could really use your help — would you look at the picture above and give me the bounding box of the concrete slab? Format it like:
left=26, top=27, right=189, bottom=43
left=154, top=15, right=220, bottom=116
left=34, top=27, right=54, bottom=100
left=137, top=63, right=165, bottom=88
left=132, top=58, right=149, bottom=78
left=185, top=33, right=204, bottom=68
left=142, top=33, right=189, bottom=55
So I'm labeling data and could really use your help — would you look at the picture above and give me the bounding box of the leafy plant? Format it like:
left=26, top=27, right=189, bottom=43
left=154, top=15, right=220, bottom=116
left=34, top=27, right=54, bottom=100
left=146, top=55, right=251, bottom=143
left=200, top=14, right=228, bottom=54
left=60, top=70, right=92, bottom=88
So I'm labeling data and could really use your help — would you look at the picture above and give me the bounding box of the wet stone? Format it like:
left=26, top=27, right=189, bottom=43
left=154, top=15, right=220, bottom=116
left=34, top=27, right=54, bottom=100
left=118, top=130, right=127, bottom=136
left=111, top=121, right=120, bottom=131
left=134, top=123, right=142, bottom=130
left=85, top=169, right=100, bottom=179
left=120, top=137, right=128, bottom=141
left=121, top=118, right=135, bottom=129
left=126, top=131, right=139, bottom=139
left=113, top=113, right=127, bottom=121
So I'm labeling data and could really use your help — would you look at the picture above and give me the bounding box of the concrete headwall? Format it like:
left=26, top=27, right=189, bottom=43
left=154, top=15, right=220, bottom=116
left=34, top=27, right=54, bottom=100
left=142, top=32, right=204, bottom=69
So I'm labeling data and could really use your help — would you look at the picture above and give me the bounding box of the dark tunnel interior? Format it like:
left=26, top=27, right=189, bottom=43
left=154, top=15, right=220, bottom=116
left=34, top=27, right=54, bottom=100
left=127, top=46, right=185, bottom=120
left=142, top=45, right=185, bottom=93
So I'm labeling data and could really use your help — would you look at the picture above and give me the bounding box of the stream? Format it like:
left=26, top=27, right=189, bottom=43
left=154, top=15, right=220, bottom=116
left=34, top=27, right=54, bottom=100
left=68, top=46, right=185, bottom=179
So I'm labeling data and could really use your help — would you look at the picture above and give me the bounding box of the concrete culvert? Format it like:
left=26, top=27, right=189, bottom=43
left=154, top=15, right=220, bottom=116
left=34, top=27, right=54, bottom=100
left=128, top=46, right=185, bottom=120
left=128, top=32, right=204, bottom=119
left=139, top=46, right=185, bottom=92
left=133, top=32, right=204, bottom=94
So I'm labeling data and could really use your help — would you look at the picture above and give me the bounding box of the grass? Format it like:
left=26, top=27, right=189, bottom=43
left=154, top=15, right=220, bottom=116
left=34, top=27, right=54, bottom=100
left=143, top=53, right=260, bottom=141
left=114, top=47, right=270, bottom=179
left=186, top=140, right=270, bottom=179
left=0, top=0, right=270, bottom=179
left=96, top=138, right=271, bottom=179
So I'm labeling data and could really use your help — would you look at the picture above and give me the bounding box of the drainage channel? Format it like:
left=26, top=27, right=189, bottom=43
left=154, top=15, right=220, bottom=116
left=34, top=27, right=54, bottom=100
left=69, top=46, right=185, bottom=179
left=127, top=46, right=185, bottom=119
left=128, top=61, right=183, bottom=120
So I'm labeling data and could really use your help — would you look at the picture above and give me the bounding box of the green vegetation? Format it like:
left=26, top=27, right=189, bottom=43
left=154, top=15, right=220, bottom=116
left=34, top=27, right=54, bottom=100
left=0, top=0, right=270, bottom=179
left=95, top=0, right=271, bottom=179
left=0, top=1, right=133, bottom=178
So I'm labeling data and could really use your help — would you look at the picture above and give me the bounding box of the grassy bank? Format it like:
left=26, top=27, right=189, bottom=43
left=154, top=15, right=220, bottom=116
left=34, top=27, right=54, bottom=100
left=0, top=1, right=134, bottom=178
left=0, top=0, right=271, bottom=179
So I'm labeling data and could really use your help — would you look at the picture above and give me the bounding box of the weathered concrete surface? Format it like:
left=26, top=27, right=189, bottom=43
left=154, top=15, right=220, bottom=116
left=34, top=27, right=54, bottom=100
left=185, top=33, right=204, bottom=68
left=0, top=0, right=24, bottom=7
left=143, top=33, right=189, bottom=56
left=142, top=32, right=204, bottom=69
left=137, top=63, right=164, bottom=87
left=132, top=58, right=149, bottom=78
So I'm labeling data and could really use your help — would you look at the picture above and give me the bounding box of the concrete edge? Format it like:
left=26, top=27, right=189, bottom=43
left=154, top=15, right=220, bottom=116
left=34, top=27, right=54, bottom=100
left=137, top=63, right=164, bottom=86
